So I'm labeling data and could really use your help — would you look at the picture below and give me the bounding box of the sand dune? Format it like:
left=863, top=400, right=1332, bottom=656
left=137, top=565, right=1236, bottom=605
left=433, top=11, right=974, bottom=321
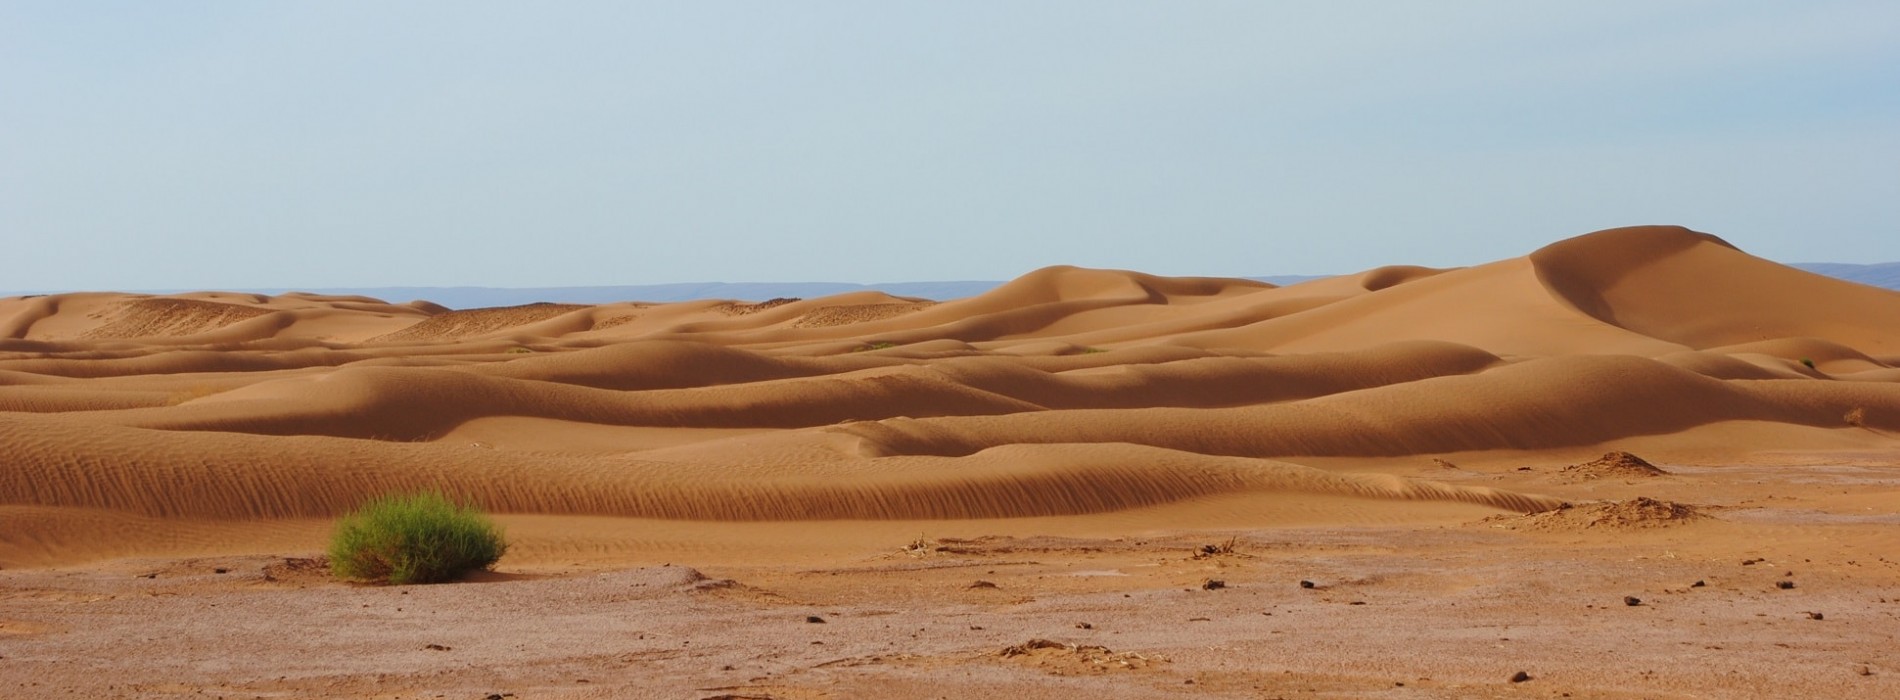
left=2, top=225, right=1898, bottom=566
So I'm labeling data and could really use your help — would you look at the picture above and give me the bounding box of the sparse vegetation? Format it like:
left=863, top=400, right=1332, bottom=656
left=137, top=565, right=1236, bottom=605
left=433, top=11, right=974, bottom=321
left=855, top=341, right=899, bottom=352
left=505, top=347, right=535, bottom=354
left=328, top=492, right=507, bottom=584
left=1193, top=536, right=1240, bottom=559
left=1845, top=406, right=1867, bottom=428
left=902, top=532, right=935, bottom=557
left=1800, top=357, right=1816, bottom=369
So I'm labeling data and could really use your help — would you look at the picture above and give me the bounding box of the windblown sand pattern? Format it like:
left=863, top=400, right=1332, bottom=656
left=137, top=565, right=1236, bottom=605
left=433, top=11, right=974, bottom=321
left=3, top=226, right=1900, bottom=565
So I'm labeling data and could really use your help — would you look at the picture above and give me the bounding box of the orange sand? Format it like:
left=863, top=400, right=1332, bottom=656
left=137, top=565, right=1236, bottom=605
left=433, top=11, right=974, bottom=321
left=2, top=225, right=1898, bottom=698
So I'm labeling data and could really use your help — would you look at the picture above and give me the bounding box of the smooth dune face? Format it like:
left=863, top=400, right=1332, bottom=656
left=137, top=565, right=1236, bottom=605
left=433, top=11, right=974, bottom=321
left=3, top=225, right=1899, bottom=564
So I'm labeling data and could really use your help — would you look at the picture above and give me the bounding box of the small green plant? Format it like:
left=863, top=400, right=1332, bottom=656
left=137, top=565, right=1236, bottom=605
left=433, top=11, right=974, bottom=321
left=328, top=492, right=507, bottom=584
left=505, top=347, right=535, bottom=354
left=1800, top=357, right=1816, bottom=369
left=854, top=341, right=899, bottom=352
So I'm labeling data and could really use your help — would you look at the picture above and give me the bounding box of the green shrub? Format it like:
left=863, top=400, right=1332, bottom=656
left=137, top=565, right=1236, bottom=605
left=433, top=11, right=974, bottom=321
left=328, top=492, right=507, bottom=584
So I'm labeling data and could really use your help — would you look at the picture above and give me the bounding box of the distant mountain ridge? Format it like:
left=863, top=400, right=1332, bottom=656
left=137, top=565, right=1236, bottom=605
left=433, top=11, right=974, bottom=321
left=1790, top=262, right=1900, bottom=292
left=7, top=266, right=1893, bottom=311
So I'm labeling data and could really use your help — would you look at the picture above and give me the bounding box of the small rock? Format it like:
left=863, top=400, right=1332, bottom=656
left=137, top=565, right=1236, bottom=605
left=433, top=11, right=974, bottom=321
left=968, top=580, right=998, bottom=589
left=139, top=573, right=156, bottom=579
left=1742, top=558, right=1761, bottom=566
left=1624, top=596, right=1643, bottom=607
left=1299, top=580, right=1316, bottom=589
left=1510, top=671, right=1532, bottom=683
left=213, top=568, right=229, bottom=574
left=1691, top=580, right=1706, bottom=588
left=1861, top=666, right=1875, bottom=676
left=1777, top=581, right=1796, bottom=590
left=805, top=615, right=826, bottom=624
left=1807, top=612, right=1825, bottom=620
left=423, top=644, right=450, bottom=651
left=1075, top=622, right=1093, bottom=629
left=1202, top=579, right=1226, bottom=590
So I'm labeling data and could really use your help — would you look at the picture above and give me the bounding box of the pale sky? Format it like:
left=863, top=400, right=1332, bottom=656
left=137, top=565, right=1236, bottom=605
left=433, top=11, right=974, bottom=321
left=3, top=1, right=1897, bottom=290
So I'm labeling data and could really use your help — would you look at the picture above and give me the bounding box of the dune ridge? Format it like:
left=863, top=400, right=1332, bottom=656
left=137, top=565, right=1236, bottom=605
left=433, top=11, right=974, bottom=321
left=3, top=225, right=1899, bottom=564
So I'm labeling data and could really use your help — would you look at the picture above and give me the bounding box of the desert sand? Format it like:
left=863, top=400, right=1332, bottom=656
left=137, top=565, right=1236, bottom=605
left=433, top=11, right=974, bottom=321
left=2, top=225, right=1898, bottom=699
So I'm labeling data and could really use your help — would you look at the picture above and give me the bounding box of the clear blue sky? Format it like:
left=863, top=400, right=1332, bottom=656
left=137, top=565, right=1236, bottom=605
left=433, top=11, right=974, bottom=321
left=3, top=1, right=1897, bottom=290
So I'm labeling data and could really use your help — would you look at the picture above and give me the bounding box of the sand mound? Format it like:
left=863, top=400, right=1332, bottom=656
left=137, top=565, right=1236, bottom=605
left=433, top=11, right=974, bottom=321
left=1487, top=497, right=1711, bottom=532
left=1561, top=451, right=1670, bottom=481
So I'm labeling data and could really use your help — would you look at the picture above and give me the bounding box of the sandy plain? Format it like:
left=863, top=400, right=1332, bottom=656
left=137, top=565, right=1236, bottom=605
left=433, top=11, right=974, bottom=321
left=2, top=225, right=1898, bottom=698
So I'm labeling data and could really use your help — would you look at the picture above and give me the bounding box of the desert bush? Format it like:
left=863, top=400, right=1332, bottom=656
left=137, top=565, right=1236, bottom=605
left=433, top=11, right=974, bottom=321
left=328, top=492, right=507, bottom=584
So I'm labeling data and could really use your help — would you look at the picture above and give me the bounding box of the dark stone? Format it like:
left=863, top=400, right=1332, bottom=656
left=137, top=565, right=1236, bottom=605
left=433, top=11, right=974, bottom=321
left=423, top=644, right=450, bottom=651
left=213, top=568, right=229, bottom=574
left=1624, top=596, right=1642, bottom=606
left=1808, top=612, right=1825, bottom=620
left=1299, top=580, right=1316, bottom=589
left=1777, top=581, right=1796, bottom=590
left=1075, top=622, right=1093, bottom=629
left=1202, top=579, right=1226, bottom=590
left=1510, top=671, right=1532, bottom=683
left=1691, top=580, right=1706, bottom=588
left=806, top=615, right=826, bottom=624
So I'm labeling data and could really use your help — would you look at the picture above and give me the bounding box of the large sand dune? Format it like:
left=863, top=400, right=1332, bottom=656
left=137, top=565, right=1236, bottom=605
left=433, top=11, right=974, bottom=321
left=7, top=225, right=1900, bottom=698
left=2, top=225, right=1896, bottom=558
